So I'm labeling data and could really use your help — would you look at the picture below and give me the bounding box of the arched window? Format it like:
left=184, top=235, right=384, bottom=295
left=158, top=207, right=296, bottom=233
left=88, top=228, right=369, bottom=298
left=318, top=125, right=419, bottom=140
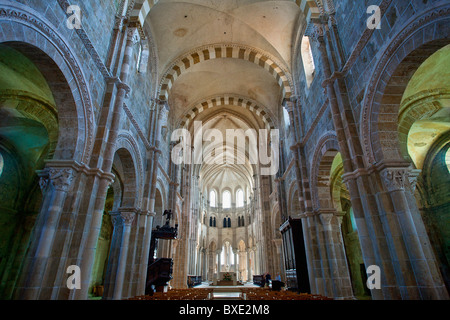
left=210, top=217, right=213, bottom=227
left=223, top=218, right=227, bottom=228
left=301, top=36, right=316, bottom=88
left=238, top=216, right=241, bottom=227
left=228, top=217, right=231, bottom=228
left=213, top=217, right=216, bottom=227
left=223, top=190, right=231, bottom=209
left=210, top=190, right=216, bottom=207
left=241, top=216, right=245, bottom=227
left=236, top=189, right=244, bottom=207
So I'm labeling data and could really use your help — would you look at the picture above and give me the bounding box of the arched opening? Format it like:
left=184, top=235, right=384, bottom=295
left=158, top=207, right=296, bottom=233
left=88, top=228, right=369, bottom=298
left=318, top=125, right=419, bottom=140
left=223, top=190, right=231, bottom=209
left=373, top=42, right=450, bottom=293
left=209, top=189, right=216, bottom=207
left=99, top=148, right=138, bottom=300
left=313, top=143, right=364, bottom=299
left=418, top=136, right=450, bottom=292
left=330, top=153, right=371, bottom=299
left=0, top=42, right=73, bottom=299
left=236, top=189, right=244, bottom=208
left=301, top=36, right=316, bottom=88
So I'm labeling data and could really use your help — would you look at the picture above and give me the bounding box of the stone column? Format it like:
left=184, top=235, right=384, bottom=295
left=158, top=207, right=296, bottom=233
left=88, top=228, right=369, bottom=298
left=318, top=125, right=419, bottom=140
left=217, top=249, right=222, bottom=274
left=135, top=210, right=155, bottom=295
left=35, top=168, right=76, bottom=260
left=112, top=209, right=136, bottom=300
left=379, top=167, right=449, bottom=299
left=272, top=239, right=283, bottom=281
left=247, top=248, right=253, bottom=282
left=319, top=212, right=354, bottom=300
left=74, top=27, right=135, bottom=301
left=16, top=167, right=75, bottom=300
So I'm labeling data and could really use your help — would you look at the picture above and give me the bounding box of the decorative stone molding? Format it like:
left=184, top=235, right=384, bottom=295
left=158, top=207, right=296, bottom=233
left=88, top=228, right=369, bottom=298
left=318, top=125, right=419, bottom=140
left=306, top=22, right=324, bottom=43
left=380, top=168, right=410, bottom=192
left=408, top=169, right=422, bottom=193
left=37, top=169, right=50, bottom=194
left=56, top=0, right=112, bottom=79
left=48, top=168, right=76, bottom=192
left=120, top=211, right=137, bottom=226
left=110, top=211, right=123, bottom=227
left=319, top=213, right=334, bottom=231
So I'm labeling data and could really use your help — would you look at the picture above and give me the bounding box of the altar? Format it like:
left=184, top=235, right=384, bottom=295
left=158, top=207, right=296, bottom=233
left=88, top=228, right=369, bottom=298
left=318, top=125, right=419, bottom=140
left=213, top=272, right=238, bottom=286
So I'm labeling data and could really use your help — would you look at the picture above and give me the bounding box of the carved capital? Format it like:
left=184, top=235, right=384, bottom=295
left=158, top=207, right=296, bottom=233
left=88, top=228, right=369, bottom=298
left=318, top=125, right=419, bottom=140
left=319, top=213, right=334, bottom=231
left=380, top=168, right=410, bottom=192
left=306, top=22, right=325, bottom=44
left=121, top=212, right=136, bottom=226
left=118, top=207, right=138, bottom=226
left=48, top=168, right=76, bottom=192
left=408, top=169, right=422, bottom=193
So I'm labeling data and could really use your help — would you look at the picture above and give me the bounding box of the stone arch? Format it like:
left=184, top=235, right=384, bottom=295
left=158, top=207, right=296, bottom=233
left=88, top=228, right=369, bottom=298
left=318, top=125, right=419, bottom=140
left=158, top=44, right=294, bottom=102
left=178, top=94, right=277, bottom=131
left=398, top=89, right=450, bottom=166
left=361, top=5, right=450, bottom=165
left=115, top=132, right=144, bottom=208
left=287, top=182, right=301, bottom=215
left=153, top=185, right=165, bottom=228
left=310, top=132, right=340, bottom=210
left=0, top=3, right=95, bottom=163
left=112, top=137, right=141, bottom=209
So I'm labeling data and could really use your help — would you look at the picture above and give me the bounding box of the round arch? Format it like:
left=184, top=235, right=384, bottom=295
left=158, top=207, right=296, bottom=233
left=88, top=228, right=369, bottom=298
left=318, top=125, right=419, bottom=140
left=157, top=44, right=294, bottom=102
left=115, top=132, right=145, bottom=208
left=0, top=3, right=95, bottom=163
left=310, top=132, right=340, bottom=210
left=361, top=6, right=450, bottom=165
left=179, top=94, right=277, bottom=131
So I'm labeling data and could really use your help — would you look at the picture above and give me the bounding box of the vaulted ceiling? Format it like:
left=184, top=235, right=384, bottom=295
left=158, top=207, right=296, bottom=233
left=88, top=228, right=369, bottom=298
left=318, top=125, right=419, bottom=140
left=142, top=0, right=304, bottom=196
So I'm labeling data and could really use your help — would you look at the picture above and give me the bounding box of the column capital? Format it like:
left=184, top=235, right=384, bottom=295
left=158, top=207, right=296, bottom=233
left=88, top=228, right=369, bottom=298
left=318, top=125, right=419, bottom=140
left=306, top=21, right=325, bottom=43
left=380, top=167, right=410, bottom=192
left=47, top=167, right=76, bottom=192
left=319, top=212, right=335, bottom=231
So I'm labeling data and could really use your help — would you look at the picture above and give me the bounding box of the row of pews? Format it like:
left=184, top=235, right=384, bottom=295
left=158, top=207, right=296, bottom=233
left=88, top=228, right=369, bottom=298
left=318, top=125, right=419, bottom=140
left=128, top=288, right=214, bottom=300
left=241, top=288, right=333, bottom=300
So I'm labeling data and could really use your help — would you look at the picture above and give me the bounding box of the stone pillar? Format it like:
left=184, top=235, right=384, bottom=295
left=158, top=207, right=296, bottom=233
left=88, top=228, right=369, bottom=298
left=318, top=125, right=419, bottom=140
left=135, top=210, right=155, bottom=295
left=247, top=248, right=253, bottom=282
left=137, top=103, right=168, bottom=295
left=272, top=239, right=283, bottom=281
left=218, top=249, right=222, bottom=274
left=15, top=167, right=75, bottom=299
left=112, top=209, right=136, bottom=300
left=73, top=27, right=135, bottom=301
left=319, top=212, right=354, bottom=300
left=379, top=167, right=449, bottom=299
